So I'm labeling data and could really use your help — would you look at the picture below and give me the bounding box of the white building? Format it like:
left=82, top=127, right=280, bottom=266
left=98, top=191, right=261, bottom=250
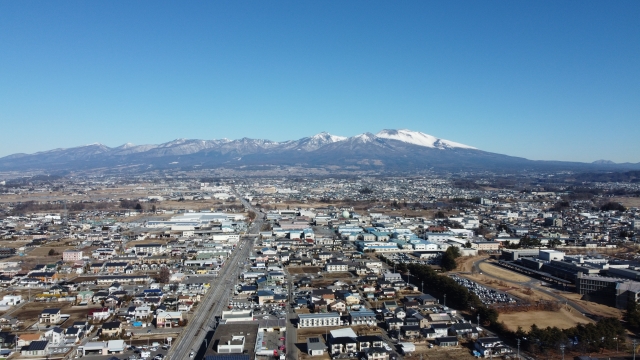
left=298, top=313, right=340, bottom=328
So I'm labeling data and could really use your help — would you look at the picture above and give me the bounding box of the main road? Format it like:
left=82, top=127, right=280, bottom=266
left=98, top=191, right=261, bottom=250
left=168, top=189, right=264, bottom=360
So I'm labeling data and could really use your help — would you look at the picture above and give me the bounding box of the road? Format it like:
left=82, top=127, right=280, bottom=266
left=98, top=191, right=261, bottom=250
left=283, top=268, right=297, bottom=360
left=168, top=189, right=263, bottom=360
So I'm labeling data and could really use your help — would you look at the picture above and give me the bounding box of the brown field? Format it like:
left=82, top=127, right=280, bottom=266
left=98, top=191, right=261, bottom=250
left=612, top=197, right=640, bottom=208
left=0, top=240, right=32, bottom=249
left=287, top=267, right=322, bottom=275
left=404, top=345, right=477, bottom=360
left=321, top=272, right=352, bottom=279
left=478, top=262, right=532, bottom=283
left=27, top=246, right=75, bottom=257
left=499, top=308, right=592, bottom=331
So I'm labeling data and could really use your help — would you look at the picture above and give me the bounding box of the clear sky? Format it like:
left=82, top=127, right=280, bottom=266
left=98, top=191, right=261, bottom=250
left=1, top=1, right=639, bottom=162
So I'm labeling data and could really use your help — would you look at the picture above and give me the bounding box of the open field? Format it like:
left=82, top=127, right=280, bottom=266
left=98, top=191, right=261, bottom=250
left=404, top=345, right=477, bottom=360
left=27, top=246, right=76, bottom=257
left=499, top=308, right=592, bottom=331
left=322, top=272, right=352, bottom=279
left=612, top=197, right=640, bottom=208
left=287, top=266, right=322, bottom=275
left=478, top=262, right=532, bottom=283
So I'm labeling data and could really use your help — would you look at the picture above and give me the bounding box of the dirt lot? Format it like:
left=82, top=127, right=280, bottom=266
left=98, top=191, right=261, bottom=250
left=27, top=246, right=76, bottom=257
left=404, top=345, right=477, bottom=360
left=322, top=272, right=353, bottom=279
left=11, top=301, right=105, bottom=328
left=456, top=255, right=488, bottom=273
left=478, top=262, right=532, bottom=283
left=500, top=308, right=592, bottom=331
left=287, top=267, right=322, bottom=275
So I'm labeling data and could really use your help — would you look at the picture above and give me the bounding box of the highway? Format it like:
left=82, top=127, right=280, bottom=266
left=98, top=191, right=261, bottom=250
left=168, top=189, right=264, bottom=360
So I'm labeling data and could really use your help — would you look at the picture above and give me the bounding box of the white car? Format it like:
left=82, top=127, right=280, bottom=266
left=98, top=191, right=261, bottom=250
left=189, top=351, right=195, bottom=358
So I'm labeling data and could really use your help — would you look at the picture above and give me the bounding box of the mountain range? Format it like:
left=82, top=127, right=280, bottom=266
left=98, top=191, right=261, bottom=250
left=1, top=129, right=638, bottom=173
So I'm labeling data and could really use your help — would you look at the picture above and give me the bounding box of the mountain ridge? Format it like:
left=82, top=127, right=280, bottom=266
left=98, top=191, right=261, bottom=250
left=1, top=129, right=638, bottom=173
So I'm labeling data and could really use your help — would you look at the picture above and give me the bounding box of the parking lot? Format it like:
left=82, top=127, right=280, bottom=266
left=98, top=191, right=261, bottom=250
left=384, top=253, right=440, bottom=266
left=449, top=275, right=517, bottom=305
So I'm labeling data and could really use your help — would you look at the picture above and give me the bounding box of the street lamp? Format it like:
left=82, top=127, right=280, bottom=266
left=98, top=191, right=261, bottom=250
left=444, top=294, right=446, bottom=307
left=559, top=344, right=565, bottom=360
left=634, top=339, right=637, bottom=360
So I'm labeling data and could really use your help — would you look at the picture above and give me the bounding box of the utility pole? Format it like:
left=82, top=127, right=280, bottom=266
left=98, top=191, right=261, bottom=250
left=477, top=314, right=480, bottom=327
left=421, top=281, right=423, bottom=293
left=560, top=344, right=565, bottom=360
left=634, top=339, right=637, bottom=360
left=517, top=338, right=520, bottom=359
left=444, top=294, right=446, bottom=308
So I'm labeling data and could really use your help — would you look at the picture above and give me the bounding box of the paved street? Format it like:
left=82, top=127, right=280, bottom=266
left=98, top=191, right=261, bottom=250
left=167, top=190, right=262, bottom=360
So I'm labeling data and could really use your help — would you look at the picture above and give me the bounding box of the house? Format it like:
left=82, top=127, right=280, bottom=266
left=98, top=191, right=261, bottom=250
left=329, top=300, right=347, bottom=313
left=416, top=294, right=438, bottom=305
left=100, top=321, right=122, bottom=337
left=357, top=335, right=384, bottom=351
left=44, top=327, right=65, bottom=345
left=39, top=308, right=61, bottom=324
left=156, top=311, right=183, bottom=328
left=306, top=337, right=326, bottom=356
left=435, top=336, right=459, bottom=347
left=400, top=325, right=420, bottom=339
left=475, top=337, right=503, bottom=357
left=426, top=323, right=449, bottom=338
left=449, top=323, right=478, bottom=339
left=363, top=347, right=390, bottom=360
left=76, top=290, right=94, bottom=303
left=330, top=337, right=358, bottom=356
left=0, top=332, right=16, bottom=349
left=21, top=340, right=49, bottom=357
left=0, top=295, right=22, bottom=306
left=88, top=308, right=111, bottom=321
left=311, top=289, right=335, bottom=301
left=18, top=333, right=44, bottom=347
left=386, top=318, right=403, bottom=331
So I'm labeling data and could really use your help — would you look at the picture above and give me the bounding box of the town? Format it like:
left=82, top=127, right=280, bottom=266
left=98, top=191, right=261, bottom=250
left=0, top=173, right=638, bottom=360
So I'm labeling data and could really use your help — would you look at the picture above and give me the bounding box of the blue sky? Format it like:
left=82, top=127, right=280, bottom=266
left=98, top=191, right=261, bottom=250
left=1, top=1, right=639, bottom=162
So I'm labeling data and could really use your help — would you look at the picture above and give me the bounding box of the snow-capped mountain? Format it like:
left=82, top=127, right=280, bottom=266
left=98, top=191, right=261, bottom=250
left=376, top=129, right=476, bottom=149
left=1, top=129, right=634, bottom=173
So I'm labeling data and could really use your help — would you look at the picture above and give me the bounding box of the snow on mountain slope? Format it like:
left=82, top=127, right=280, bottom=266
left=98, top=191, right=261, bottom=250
left=312, top=132, right=347, bottom=143
left=376, top=129, right=476, bottom=149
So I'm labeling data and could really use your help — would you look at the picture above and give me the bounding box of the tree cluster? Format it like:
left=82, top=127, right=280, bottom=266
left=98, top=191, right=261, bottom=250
left=440, top=246, right=461, bottom=271
left=600, top=201, right=626, bottom=212
left=400, top=263, right=627, bottom=357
